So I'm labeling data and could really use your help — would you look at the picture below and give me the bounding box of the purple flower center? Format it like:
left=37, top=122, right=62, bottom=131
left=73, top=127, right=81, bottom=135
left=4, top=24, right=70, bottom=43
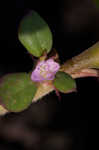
left=31, top=58, right=60, bottom=82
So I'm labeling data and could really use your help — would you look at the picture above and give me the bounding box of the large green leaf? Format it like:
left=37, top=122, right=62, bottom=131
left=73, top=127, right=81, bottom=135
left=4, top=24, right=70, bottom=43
left=18, top=10, right=53, bottom=57
left=0, top=73, right=37, bottom=112
left=53, top=71, right=76, bottom=93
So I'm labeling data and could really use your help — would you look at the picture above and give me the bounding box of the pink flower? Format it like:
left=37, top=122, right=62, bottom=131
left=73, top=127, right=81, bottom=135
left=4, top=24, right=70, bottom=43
left=31, top=59, right=60, bottom=82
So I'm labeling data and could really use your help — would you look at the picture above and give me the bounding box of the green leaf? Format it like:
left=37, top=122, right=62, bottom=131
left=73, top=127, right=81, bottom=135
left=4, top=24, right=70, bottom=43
left=18, top=10, right=53, bottom=57
left=53, top=71, right=76, bottom=93
left=0, top=73, right=37, bottom=112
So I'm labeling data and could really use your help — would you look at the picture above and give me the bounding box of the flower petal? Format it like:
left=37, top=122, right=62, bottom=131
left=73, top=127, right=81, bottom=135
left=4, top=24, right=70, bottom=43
left=31, top=58, right=60, bottom=82
left=46, top=59, right=60, bottom=72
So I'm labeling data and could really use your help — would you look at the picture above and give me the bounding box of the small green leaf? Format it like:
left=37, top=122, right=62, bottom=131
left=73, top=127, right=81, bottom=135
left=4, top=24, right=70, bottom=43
left=53, top=71, right=76, bottom=93
left=18, top=10, right=53, bottom=57
left=0, top=73, right=37, bottom=112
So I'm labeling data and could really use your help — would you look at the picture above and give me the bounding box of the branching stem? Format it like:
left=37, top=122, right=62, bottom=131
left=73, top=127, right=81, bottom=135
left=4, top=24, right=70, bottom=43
left=0, top=42, right=99, bottom=115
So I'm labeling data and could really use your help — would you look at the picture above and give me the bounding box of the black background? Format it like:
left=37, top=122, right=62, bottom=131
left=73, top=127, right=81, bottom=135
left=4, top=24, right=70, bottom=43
left=0, top=0, right=99, bottom=150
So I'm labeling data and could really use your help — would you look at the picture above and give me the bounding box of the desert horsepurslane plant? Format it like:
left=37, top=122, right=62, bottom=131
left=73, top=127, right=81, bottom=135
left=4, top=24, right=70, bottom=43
left=0, top=10, right=99, bottom=115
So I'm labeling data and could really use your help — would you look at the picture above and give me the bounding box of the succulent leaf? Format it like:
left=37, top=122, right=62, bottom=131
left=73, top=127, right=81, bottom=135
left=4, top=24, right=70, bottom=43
left=18, top=10, right=53, bottom=57
left=0, top=73, right=37, bottom=112
left=53, top=71, right=76, bottom=93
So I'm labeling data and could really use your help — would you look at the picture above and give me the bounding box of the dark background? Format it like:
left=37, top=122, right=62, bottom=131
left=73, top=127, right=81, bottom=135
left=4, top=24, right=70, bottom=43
left=0, top=0, right=99, bottom=150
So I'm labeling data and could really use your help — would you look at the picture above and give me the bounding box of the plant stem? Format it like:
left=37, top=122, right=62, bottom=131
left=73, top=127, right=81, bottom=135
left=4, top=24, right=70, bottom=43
left=60, top=42, right=99, bottom=74
left=33, top=69, right=99, bottom=102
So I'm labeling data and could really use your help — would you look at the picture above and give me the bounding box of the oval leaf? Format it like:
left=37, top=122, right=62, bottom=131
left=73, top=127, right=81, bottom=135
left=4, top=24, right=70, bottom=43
left=0, top=73, right=37, bottom=112
left=53, top=71, right=76, bottom=93
left=18, top=10, right=53, bottom=57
